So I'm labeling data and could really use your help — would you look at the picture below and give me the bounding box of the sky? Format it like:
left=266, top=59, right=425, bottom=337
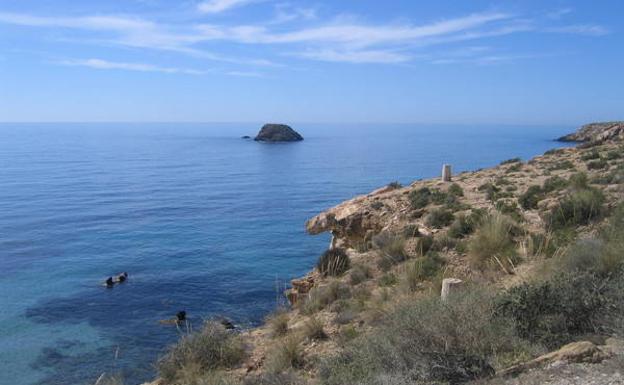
left=0, top=0, right=622, bottom=124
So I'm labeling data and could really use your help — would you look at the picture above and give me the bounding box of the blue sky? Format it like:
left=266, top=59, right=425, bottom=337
left=0, top=0, right=622, bottom=124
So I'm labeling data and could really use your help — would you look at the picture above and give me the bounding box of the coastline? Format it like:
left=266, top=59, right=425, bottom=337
left=140, top=121, right=624, bottom=385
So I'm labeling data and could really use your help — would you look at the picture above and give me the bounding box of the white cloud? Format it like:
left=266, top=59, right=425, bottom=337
left=297, top=49, right=410, bottom=64
left=0, top=7, right=611, bottom=66
left=197, top=0, right=255, bottom=14
left=58, top=58, right=206, bottom=74
left=545, top=24, right=609, bottom=36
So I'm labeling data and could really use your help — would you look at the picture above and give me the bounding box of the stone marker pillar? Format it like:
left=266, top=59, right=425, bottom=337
left=441, top=278, right=463, bottom=301
left=442, top=164, right=452, bottom=182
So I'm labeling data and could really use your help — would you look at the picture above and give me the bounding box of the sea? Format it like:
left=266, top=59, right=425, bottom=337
left=0, top=123, right=574, bottom=385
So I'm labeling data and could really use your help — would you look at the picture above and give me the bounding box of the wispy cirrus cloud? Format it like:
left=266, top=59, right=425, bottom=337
left=0, top=5, right=611, bottom=68
left=58, top=58, right=207, bottom=74
left=197, top=0, right=256, bottom=14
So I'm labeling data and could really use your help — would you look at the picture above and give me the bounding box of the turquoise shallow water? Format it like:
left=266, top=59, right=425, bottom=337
left=0, top=123, right=573, bottom=385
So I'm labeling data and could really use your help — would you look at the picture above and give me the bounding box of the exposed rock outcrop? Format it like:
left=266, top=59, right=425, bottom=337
left=558, top=121, right=624, bottom=145
left=254, top=124, right=303, bottom=142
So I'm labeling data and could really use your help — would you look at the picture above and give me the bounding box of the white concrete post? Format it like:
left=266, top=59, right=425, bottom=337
left=442, top=164, right=452, bottom=182
left=441, top=278, right=463, bottom=301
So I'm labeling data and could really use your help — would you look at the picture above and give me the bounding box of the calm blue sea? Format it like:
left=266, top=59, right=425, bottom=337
left=0, top=123, right=573, bottom=385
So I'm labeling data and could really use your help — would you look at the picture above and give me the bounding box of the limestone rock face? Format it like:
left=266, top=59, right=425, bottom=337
left=558, top=122, right=624, bottom=144
left=254, top=124, right=303, bottom=142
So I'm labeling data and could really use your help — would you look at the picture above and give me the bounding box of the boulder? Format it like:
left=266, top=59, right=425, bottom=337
left=254, top=124, right=303, bottom=142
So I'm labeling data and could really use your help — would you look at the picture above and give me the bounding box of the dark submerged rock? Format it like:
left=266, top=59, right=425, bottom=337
left=254, top=124, right=303, bottom=142
left=241, top=135, right=251, bottom=139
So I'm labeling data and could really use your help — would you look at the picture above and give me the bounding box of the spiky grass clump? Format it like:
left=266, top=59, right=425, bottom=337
left=468, top=213, right=519, bottom=270
left=317, top=248, right=350, bottom=277
left=157, top=322, right=245, bottom=383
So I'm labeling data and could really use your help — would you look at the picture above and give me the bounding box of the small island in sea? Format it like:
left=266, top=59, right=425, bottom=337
left=254, top=124, right=304, bottom=142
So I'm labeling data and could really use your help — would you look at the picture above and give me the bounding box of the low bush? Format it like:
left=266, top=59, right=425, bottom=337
left=414, top=235, right=434, bottom=256
left=448, top=214, right=474, bottom=238
left=266, top=309, right=289, bottom=337
left=402, top=224, right=419, bottom=238
left=478, top=182, right=500, bottom=202
left=265, top=336, right=305, bottom=373
left=425, top=208, right=455, bottom=228
left=587, top=158, right=608, bottom=170
left=569, top=172, right=589, bottom=190
left=320, top=288, right=525, bottom=385
left=581, top=149, right=600, bottom=161
left=448, top=183, right=464, bottom=197
left=303, top=317, right=327, bottom=341
left=495, top=199, right=523, bottom=222
left=409, top=187, right=431, bottom=209
left=468, top=213, right=518, bottom=269
left=317, top=248, right=350, bottom=277
left=519, top=185, right=543, bottom=210
left=404, top=252, right=445, bottom=291
left=501, top=157, right=522, bottom=165
left=546, top=187, right=605, bottom=230
left=387, top=181, right=402, bottom=189
left=542, top=175, right=568, bottom=193
left=373, top=232, right=408, bottom=270
left=158, top=322, right=245, bottom=383
left=349, top=264, right=372, bottom=285
left=547, top=160, right=575, bottom=170
left=378, top=272, right=398, bottom=287
left=302, top=281, right=352, bottom=314
left=544, top=148, right=565, bottom=156
left=495, top=271, right=615, bottom=349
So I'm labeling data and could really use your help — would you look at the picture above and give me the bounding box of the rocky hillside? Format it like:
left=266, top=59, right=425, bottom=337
left=136, top=122, right=624, bottom=385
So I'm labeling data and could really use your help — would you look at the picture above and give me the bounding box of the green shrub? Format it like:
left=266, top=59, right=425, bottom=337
left=544, top=148, right=565, bottom=156
left=266, top=309, right=290, bottom=337
left=265, top=336, right=304, bottom=373
left=425, top=208, right=454, bottom=228
left=242, top=372, right=303, bottom=385
left=551, top=160, right=575, bottom=170
left=448, top=214, right=474, bottom=238
left=158, top=322, right=245, bottom=383
left=430, top=188, right=449, bottom=205
left=605, top=150, right=622, bottom=160
left=478, top=182, right=500, bottom=202
left=495, top=271, right=613, bottom=349
left=519, top=185, right=543, bottom=210
left=302, top=281, right=352, bottom=314
left=506, top=163, right=523, bottom=173
left=415, top=235, right=434, bottom=256
left=317, top=248, right=350, bottom=277
left=569, top=172, right=589, bottom=190
left=378, top=273, right=398, bottom=287
left=448, top=183, right=464, bottom=197
left=402, top=224, right=419, bottom=238
left=468, top=213, right=518, bottom=269
left=546, top=188, right=605, bottom=230
left=581, top=149, right=600, bottom=161
left=587, top=159, right=608, bottom=170
left=387, top=181, right=402, bottom=189
left=404, top=252, right=445, bottom=291
left=495, top=199, right=523, bottom=222
left=303, top=317, right=327, bottom=341
left=349, top=264, right=372, bottom=285
left=409, top=187, right=431, bottom=209
left=542, top=175, right=568, bottom=193
left=501, top=157, right=522, bottom=165
left=320, top=288, right=523, bottom=385
left=373, top=232, right=407, bottom=269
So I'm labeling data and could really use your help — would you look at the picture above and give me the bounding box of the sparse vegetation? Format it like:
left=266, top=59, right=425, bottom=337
left=409, top=187, right=431, bottom=209
left=448, top=183, right=464, bottom=197
left=519, top=185, right=543, bottom=209
left=303, top=317, right=327, bottom=341
left=587, top=158, right=608, bottom=170
left=265, top=336, right=305, bottom=373
left=158, top=322, right=245, bottom=384
left=546, top=187, right=605, bottom=230
left=267, top=309, right=289, bottom=337
left=425, top=208, right=454, bottom=228
left=349, top=264, right=371, bottom=285
left=501, top=157, right=522, bottom=165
